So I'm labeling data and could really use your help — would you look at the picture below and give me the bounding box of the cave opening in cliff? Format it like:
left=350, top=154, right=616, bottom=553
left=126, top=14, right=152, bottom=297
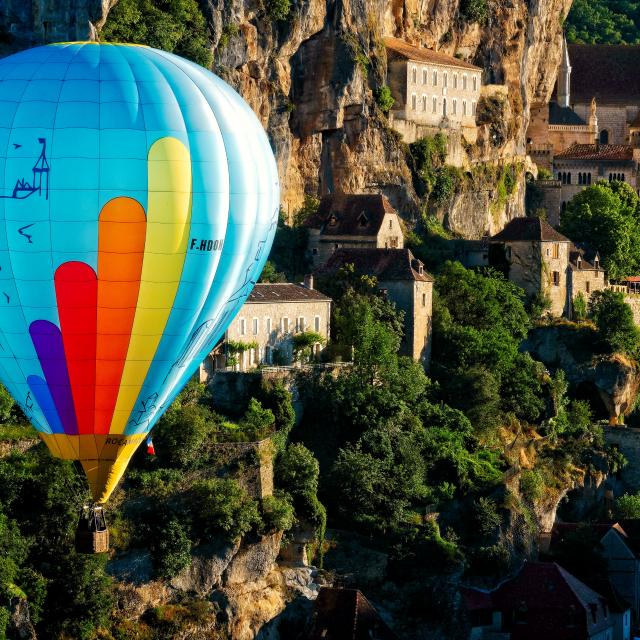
left=573, top=382, right=609, bottom=421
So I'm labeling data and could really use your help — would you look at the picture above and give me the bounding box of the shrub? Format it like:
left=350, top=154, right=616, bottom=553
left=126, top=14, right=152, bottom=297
left=267, top=0, right=291, bottom=21
left=0, top=608, right=8, bottom=640
left=460, top=0, right=488, bottom=23
left=473, top=497, right=501, bottom=539
left=261, top=494, right=295, bottom=532
left=572, top=292, right=588, bottom=321
left=375, top=85, right=395, bottom=113
left=153, top=519, right=192, bottom=579
left=238, top=398, right=275, bottom=441
left=432, top=166, right=460, bottom=205
left=590, top=289, right=640, bottom=356
left=519, top=469, right=545, bottom=503
left=615, top=492, right=640, bottom=518
left=189, top=478, right=261, bottom=541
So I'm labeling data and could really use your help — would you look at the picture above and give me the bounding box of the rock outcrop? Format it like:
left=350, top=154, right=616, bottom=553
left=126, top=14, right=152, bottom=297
left=1, top=0, right=572, bottom=237
left=523, top=325, right=640, bottom=423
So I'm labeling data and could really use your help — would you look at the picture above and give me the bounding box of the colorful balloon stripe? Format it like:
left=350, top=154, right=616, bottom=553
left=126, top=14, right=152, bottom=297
left=108, top=136, right=192, bottom=435
left=95, top=197, right=146, bottom=434
left=29, top=321, right=78, bottom=435
left=27, top=375, right=65, bottom=434
left=55, top=262, right=97, bottom=435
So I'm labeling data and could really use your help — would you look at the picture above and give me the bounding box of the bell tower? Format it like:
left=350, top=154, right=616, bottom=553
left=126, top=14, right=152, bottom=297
left=557, top=35, right=571, bottom=108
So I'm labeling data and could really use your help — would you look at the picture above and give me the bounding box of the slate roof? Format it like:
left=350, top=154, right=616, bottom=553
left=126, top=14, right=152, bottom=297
left=305, top=193, right=397, bottom=238
left=316, top=248, right=434, bottom=283
left=568, top=44, right=640, bottom=104
left=491, top=217, right=570, bottom=243
left=384, top=36, right=481, bottom=71
left=310, top=587, right=398, bottom=640
left=554, top=143, right=634, bottom=162
left=548, top=101, right=586, bottom=126
left=246, top=283, right=331, bottom=303
left=569, top=244, right=601, bottom=270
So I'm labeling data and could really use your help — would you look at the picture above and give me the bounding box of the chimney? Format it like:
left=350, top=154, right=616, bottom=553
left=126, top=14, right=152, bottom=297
left=304, top=274, right=314, bottom=290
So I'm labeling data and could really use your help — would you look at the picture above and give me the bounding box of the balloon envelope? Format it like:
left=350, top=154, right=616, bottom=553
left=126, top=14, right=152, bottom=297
left=0, top=43, right=279, bottom=502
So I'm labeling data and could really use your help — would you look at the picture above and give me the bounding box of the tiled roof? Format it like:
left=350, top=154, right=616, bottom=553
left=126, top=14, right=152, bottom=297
left=548, top=101, right=586, bottom=126
left=310, top=588, right=398, bottom=640
left=246, top=283, right=331, bottom=303
left=384, top=36, right=481, bottom=71
left=315, top=248, right=434, bottom=283
left=554, top=143, right=634, bottom=161
left=305, top=193, right=397, bottom=237
left=491, top=217, right=570, bottom=243
left=568, top=44, right=640, bottom=104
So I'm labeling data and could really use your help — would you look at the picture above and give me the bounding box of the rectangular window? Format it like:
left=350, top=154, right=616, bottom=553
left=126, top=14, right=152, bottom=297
left=282, top=317, right=289, bottom=333
left=252, top=317, right=258, bottom=335
left=552, top=271, right=560, bottom=286
left=297, top=316, right=305, bottom=332
left=422, top=68, right=427, bottom=84
left=422, top=293, right=426, bottom=307
left=412, top=66, right=417, bottom=83
left=411, top=93, right=417, bottom=110
left=444, top=72, right=448, bottom=88
left=463, top=100, right=467, bottom=116
left=422, top=95, right=427, bottom=111
left=389, top=219, right=393, bottom=229
left=552, top=243, right=559, bottom=259
left=463, top=74, right=467, bottom=90
left=266, top=317, right=272, bottom=335
left=453, top=99, right=457, bottom=115
left=314, top=316, right=320, bottom=332
left=453, top=73, right=458, bottom=89
left=250, top=348, right=256, bottom=366
left=240, top=318, right=246, bottom=336
left=473, top=76, right=478, bottom=91
left=433, top=70, right=437, bottom=86
left=432, top=96, right=437, bottom=113
left=586, top=281, right=590, bottom=293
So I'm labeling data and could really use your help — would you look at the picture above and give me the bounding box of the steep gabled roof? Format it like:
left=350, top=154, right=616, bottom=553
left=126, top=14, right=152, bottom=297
left=384, top=36, right=481, bottom=71
left=554, top=143, right=634, bottom=162
left=491, top=217, right=570, bottom=243
left=246, top=283, right=331, bottom=303
left=310, top=588, right=398, bottom=640
left=568, top=44, right=640, bottom=104
left=548, top=101, right=586, bottom=126
left=305, top=194, right=398, bottom=238
left=315, top=248, right=434, bottom=283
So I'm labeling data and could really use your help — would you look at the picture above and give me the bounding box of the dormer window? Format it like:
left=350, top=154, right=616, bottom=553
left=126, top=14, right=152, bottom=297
left=576, top=256, right=581, bottom=269
left=357, top=213, right=368, bottom=227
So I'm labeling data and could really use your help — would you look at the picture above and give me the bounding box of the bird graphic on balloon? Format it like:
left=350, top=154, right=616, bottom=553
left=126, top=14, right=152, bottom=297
left=0, top=42, right=279, bottom=546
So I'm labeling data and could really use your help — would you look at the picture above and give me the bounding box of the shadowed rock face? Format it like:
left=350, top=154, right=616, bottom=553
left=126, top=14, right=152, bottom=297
left=524, top=326, right=640, bottom=423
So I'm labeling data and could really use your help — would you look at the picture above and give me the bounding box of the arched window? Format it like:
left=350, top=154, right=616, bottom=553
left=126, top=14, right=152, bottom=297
left=453, top=73, right=458, bottom=89
left=411, top=94, right=417, bottom=110
left=463, top=74, right=467, bottom=90
left=567, top=172, right=572, bottom=184
left=412, top=66, right=417, bottom=83
left=423, top=68, right=427, bottom=85
left=472, top=101, right=476, bottom=115
left=588, top=173, right=592, bottom=184
left=621, top=173, right=625, bottom=182
left=443, top=98, right=447, bottom=116
left=432, top=96, right=437, bottom=113
left=463, top=100, right=467, bottom=116
left=433, top=70, right=438, bottom=86
left=473, top=75, right=478, bottom=91
left=578, top=173, right=583, bottom=185
left=453, top=99, right=457, bottom=115
left=444, top=72, right=448, bottom=88
left=600, top=129, right=609, bottom=144
left=422, top=95, right=427, bottom=111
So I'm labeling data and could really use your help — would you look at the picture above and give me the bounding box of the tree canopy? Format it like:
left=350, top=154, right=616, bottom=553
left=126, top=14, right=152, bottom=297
left=566, top=0, right=640, bottom=44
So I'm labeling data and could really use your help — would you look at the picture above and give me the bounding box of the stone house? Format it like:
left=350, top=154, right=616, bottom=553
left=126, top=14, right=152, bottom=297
left=305, top=193, right=404, bottom=269
left=316, top=248, right=433, bottom=367
left=568, top=247, right=608, bottom=316
left=200, top=279, right=331, bottom=375
left=462, top=561, right=620, bottom=640
left=552, top=143, right=639, bottom=216
left=384, top=36, right=482, bottom=144
left=491, top=217, right=572, bottom=317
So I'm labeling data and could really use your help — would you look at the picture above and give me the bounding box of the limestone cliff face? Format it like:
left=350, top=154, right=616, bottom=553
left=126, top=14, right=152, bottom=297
left=0, top=0, right=571, bottom=236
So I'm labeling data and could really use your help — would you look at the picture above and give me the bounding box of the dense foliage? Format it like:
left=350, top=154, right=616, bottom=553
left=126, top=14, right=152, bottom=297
left=566, top=0, right=640, bottom=44
left=100, top=0, right=212, bottom=68
left=560, top=181, right=640, bottom=279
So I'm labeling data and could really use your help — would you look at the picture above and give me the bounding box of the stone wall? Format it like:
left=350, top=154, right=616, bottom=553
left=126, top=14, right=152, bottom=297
left=541, top=240, right=570, bottom=317
left=574, top=102, right=636, bottom=145
left=539, top=180, right=562, bottom=226
left=625, top=295, right=640, bottom=326
left=569, top=266, right=608, bottom=314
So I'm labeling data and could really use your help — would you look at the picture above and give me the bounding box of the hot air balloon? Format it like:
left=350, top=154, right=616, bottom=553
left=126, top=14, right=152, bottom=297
left=0, top=42, right=279, bottom=550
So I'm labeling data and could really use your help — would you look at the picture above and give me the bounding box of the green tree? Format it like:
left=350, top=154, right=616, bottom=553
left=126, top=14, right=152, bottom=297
left=238, top=398, right=275, bottom=440
left=590, top=289, right=640, bottom=356
left=572, top=292, right=588, bottom=321
left=566, top=0, right=640, bottom=44
left=615, top=492, right=640, bottom=518
left=560, top=182, right=640, bottom=279
left=153, top=519, right=192, bottom=579
left=375, top=85, right=395, bottom=113
left=259, top=260, right=287, bottom=283
left=100, top=0, right=212, bottom=68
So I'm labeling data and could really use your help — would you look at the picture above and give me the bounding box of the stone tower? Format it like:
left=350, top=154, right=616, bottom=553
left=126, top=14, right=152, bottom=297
left=557, top=35, right=572, bottom=108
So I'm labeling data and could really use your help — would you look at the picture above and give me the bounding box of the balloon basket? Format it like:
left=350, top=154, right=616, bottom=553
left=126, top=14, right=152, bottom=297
left=75, top=504, right=109, bottom=554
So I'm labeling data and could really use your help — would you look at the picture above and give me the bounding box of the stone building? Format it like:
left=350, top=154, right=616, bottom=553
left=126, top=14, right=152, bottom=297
left=201, top=280, right=332, bottom=375
left=552, top=143, right=639, bottom=215
left=567, top=44, right=640, bottom=146
left=491, top=217, right=572, bottom=317
left=528, top=37, right=599, bottom=173
left=568, top=247, right=608, bottom=315
left=305, top=193, right=404, bottom=269
left=384, top=36, right=481, bottom=144
left=316, top=248, right=433, bottom=367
